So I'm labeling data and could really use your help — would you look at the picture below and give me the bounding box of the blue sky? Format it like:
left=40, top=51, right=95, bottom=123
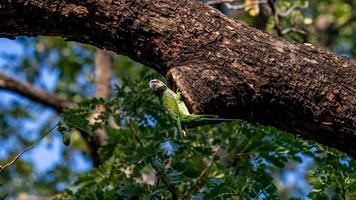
left=0, top=38, right=92, bottom=174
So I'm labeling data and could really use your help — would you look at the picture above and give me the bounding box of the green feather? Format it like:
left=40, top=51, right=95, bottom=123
left=149, top=79, right=235, bottom=137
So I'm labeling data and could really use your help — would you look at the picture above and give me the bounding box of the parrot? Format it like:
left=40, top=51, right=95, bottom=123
left=149, top=79, right=233, bottom=137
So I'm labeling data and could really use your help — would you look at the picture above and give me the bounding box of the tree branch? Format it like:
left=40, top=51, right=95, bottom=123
left=0, top=73, right=73, bottom=112
left=0, top=0, right=355, bottom=157
left=0, top=72, right=108, bottom=165
left=206, top=0, right=235, bottom=5
left=0, top=124, right=58, bottom=172
left=277, top=1, right=309, bottom=17
left=223, top=0, right=267, bottom=10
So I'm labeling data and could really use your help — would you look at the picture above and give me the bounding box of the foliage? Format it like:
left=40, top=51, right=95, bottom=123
left=0, top=36, right=95, bottom=197
left=0, top=182, right=8, bottom=200
left=0, top=0, right=355, bottom=199
left=307, top=151, right=356, bottom=200
left=56, top=71, right=355, bottom=199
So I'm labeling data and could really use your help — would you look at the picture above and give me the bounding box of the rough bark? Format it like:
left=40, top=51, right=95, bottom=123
left=0, top=0, right=355, bottom=157
left=0, top=73, right=73, bottom=112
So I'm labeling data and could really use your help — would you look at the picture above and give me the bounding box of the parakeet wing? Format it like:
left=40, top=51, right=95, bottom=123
left=161, top=89, right=184, bottom=136
left=175, top=92, right=190, bottom=115
left=161, top=89, right=181, bottom=119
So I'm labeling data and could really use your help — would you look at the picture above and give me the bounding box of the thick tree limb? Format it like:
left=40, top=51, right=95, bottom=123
left=0, top=0, right=355, bottom=157
left=0, top=73, right=73, bottom=112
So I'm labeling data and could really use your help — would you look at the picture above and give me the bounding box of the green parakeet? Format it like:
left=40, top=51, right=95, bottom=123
left=149, top=79, right=232, bottom=137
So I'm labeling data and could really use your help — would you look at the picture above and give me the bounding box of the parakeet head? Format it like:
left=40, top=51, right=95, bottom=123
left=149, top=79, right=167, bottom=95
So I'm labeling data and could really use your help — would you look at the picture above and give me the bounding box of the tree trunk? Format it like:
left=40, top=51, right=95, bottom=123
left=0, top=0, right=355, bottom=157
left=90, top=49, right=114, bottom=165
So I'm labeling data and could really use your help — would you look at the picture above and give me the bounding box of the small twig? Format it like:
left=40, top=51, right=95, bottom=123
left=336, top=157, right=349, bottom=200
left=0, top=124, right=58, bottom=172
left=224, top=0, right=267, bottom=10
left=267, top=1, right=309, bottom=36
left=254, top=185, right=272, bottom=200
left=124, top=115, right=144, bottom=147
left=267, top=0, right=283, bottom=36
left=151, top=162, right=178, bottom=200
left=278, top=1, right=309, bottom=17
left=181, top=148, right=221, bottom=200
left=281, top=27, right=306, bottom=35
left=206, top=0, right=235, bottom=5
left=125, top=115, right=178, bottom=199
left=209, top=192, right=240, bottom=200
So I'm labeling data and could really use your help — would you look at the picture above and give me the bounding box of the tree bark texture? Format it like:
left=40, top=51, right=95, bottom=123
left=0, top=0, right=355, bottom=157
